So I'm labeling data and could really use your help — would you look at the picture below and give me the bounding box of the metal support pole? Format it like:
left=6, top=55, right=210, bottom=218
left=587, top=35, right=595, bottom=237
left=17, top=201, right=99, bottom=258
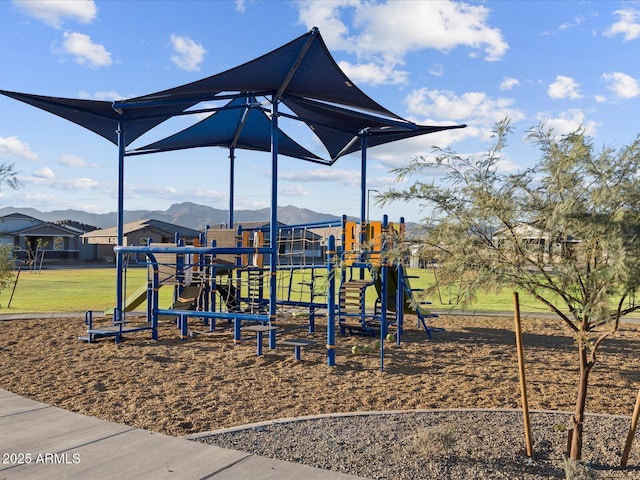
left=229, top=148, right=235, bottom=228
left=269, top=96, right=279, bottom=349
left=380, top=214, right=389, bottom=371
left=396, top=262, right=403, bottom=345
left=359, top=135, right=367, bottom=280
left=115, top=120, right=126, bottom=325
left=327, top=235, right=336, bottom=366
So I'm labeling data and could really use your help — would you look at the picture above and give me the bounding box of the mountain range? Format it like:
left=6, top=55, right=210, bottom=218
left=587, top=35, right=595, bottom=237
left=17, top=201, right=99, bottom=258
left=0, top=202, right=346, bottom=231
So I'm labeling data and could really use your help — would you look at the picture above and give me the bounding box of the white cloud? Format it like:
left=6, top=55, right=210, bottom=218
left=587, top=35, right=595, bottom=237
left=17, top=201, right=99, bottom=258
left=297, top=0, right=508, bottom=85
left=500, top=77, right=520, bottom=91
left=535, top=109, right=597, bottom=137
left=281, top=184, right=310, bottom=197
left=548, top=75, right=582, bottom=99
left=604, top=8, right=640, bottom=41
left=33, top=167, right=55, bottom=179
left=13, top=0, right=97, bottom=29
left=0, top=136, right=38, bottom=160
left=126, top=183, right=178, bottom=198
left=170, top=34, right=206, bottom=72
left=235, top=0, right=246, bottom=13
left=602, top=71, right=640, bottom=99
left=405, top=88, right=525, bottom=126
left=280, top=168, right=360, bottom=187
left=26, top=174, right=98, bottom=189
left=429, top=63, right=445, bottom=77
left=594, top=94, right=607, bottom=103
left=91, top=91, right=121, bottom=101
left=558, top=15, right=584, bottom=31
left=61, top=32, right=112, bottom=68
left=338, top=60, right=408, bottom=85
left=59, top=154, right=87, bottom=167
left=67, top=177, right=99, bottom=189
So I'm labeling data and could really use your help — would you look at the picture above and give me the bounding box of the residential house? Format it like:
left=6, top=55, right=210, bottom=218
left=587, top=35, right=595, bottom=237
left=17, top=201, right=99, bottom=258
left=81, top=219, right=202, bottom=261
left=0, top=213, right=82, bottom=262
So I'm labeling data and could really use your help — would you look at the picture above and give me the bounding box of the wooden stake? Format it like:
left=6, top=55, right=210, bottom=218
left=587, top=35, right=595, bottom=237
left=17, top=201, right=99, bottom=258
left=621, top=387, right=640, bottom=467
left=514, top=292, right=534, bottom=457
left=7, top=265, right=20, bottom=308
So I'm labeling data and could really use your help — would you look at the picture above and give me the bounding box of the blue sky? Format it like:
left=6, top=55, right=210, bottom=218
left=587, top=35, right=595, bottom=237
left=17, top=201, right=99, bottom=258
left=0, top=0, right=639, bottom=223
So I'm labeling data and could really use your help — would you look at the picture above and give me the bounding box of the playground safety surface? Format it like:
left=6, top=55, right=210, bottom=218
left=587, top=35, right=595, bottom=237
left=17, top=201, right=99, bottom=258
left=3, top=313, right=640, bottom=477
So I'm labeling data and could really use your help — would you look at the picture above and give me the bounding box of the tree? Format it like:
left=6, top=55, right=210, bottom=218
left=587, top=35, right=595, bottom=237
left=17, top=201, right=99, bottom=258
left=0, top=162, right=21, bottom=292
left=0, top=162, right=21, bottom=191
left=382, top=118, right=640, bottom=460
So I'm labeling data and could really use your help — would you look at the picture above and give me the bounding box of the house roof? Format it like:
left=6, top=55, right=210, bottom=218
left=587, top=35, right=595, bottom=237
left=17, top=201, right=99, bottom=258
left=16, top=223, right=80, bottom=237
left=0, top=213, right=79, bottom=236
left=82, top=219, right=201, bottom=240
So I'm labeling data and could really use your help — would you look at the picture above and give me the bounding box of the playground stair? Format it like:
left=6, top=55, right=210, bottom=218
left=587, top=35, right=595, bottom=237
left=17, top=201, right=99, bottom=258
left=79, top=311, right=153, bottom=343
left=338, top=279, right=376, bottom=336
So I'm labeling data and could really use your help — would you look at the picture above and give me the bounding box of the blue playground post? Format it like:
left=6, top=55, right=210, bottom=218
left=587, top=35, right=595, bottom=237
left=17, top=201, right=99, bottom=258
left=326, top=235, right=336, bottom=366
left=268, top=96, right=279, bottom=351
left=380, top=215, right=389, bottom=372
left=396, top=261, right=403, bottom=345
left=114, top=119, right=126, bottom=326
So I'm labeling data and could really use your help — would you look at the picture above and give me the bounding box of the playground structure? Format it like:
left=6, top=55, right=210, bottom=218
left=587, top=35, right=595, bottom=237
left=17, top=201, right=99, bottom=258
left=82, top=215, right=442, bottom=368
left=1, top=27, right=464, bottom=370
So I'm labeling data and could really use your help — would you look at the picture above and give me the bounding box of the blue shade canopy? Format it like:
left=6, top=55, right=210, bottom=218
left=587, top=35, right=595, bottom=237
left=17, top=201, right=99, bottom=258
left=129, top=96, right=324, bottom=163
left=0, top=27, right=465, bottom=160
left=120, top=28, right=401, bottom=121
left=282, top=95, right=467, bottom=161
left=0, top=89, right=197, bottom=147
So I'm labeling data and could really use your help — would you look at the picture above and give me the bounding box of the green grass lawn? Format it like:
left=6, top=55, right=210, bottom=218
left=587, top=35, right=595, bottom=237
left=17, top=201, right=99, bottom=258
left=0, top=265, right=556, bottom=315
left=0, top=267, right=167, bottom=313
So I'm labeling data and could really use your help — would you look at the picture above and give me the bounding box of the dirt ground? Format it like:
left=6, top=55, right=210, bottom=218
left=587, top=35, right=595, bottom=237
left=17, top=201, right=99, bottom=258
left=2, top=313, right=640, bottom=438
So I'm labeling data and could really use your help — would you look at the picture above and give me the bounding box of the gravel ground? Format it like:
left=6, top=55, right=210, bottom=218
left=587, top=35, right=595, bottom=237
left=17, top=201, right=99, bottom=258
left=194, top=410, right=640, bottom=479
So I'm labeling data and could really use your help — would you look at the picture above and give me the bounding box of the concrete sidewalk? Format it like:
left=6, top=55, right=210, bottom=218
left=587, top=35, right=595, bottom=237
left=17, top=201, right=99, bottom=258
left=0, top=389, right=369, bottom=480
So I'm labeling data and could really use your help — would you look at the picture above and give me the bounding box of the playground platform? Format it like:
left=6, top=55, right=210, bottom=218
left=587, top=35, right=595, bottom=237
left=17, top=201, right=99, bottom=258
left=0, top=389, right=369, bottom=480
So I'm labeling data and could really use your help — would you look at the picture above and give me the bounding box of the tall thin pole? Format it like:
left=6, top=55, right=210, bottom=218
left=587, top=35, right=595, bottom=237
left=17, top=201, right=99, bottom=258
left=229, top=147, right=235, bottom=228
left=268, top=97, right=279, bottom=349
left=359, top=134, right=368, bottom=280
left=514, top=292, right=534, bottom=457
left=115, top=120, right=126, bottom=324
left=326, top=235, right=336, bottom=366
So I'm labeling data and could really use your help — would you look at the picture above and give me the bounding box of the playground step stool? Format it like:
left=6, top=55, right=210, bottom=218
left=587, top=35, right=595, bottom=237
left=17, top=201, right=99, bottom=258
left=242, top=324, right=277, bottom=356
left=279, top=339, right=316, bottom=360
left=80, top=322, right=153, bottom=343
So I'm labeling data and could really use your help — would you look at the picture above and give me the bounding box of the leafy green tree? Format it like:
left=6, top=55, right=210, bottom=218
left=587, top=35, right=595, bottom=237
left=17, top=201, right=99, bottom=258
left=382, top=119, right=640, bottom=460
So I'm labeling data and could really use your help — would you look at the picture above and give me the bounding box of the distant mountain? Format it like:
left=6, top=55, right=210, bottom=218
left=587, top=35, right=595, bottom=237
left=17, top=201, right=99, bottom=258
left=0, top=202, right=344, bottom=230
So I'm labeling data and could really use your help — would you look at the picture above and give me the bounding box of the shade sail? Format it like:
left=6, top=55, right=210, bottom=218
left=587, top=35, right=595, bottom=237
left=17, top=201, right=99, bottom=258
left=0, top=89, right=197, bottom=146
left=129, top=96, right=325, bottom=163
left=119, top=28, right=402, bottom=121
left=282, top=95, right=467, bottom=161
